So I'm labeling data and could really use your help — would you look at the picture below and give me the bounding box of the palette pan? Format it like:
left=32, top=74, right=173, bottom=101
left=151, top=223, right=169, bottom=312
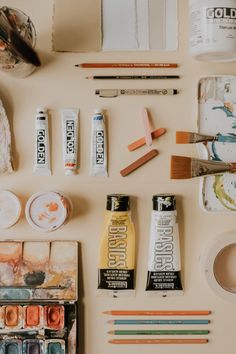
left=0, top=241, right=78, bottom=354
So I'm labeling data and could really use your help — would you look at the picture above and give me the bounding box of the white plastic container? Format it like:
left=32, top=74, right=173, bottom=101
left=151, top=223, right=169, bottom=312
left=189, top=0, right=236, bottom=61
left=0, top=190, right=21, bottom=229
left=25, top=191, right=72, bottom=232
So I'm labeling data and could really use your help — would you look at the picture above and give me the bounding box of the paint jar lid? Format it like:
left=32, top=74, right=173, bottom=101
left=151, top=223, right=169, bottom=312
left=106, top=194, right=130, bottom=211
left=0, top=190, right=21, bottom=229
left=152, top=194, right=176, bottom=211
left=25, top=191, right=72, bottom=232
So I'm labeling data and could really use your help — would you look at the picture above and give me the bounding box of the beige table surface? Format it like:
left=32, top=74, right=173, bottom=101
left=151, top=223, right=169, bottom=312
left=0, top=1, right=236, bottom=353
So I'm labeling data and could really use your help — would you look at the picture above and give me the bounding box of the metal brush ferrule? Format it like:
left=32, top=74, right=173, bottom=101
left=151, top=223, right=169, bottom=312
left=192, top=133, right=214, bottom=143
left=191, top=159, right=232, bottom=177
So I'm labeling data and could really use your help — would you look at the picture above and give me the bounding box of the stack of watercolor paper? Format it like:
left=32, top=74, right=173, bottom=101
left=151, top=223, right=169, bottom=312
left=52, top=0, right=178, bottom=52
left=197, top=76, right=236, bottom=212
left=0, top=240, right=78, bottom=354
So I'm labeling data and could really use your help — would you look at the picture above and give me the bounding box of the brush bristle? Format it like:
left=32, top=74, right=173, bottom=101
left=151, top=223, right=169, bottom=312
left=170, top=155, right=192, bottom=179
left=9, top=29, right=41, bottom=67
left=176, top=131, right=193, bottom=144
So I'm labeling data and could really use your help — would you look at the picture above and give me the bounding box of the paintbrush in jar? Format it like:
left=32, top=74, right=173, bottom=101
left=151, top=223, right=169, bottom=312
left=176, top=131, right=236, bottom=144
left=170, top=155, right=236, bottom=179
left=0, top=8, right=41, bottom=66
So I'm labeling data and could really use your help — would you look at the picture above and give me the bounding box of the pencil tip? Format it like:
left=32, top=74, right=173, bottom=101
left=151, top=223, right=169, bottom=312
left=108, top=331, right=114, bottom=334
left=102, top=311, right=110, bottom=314
left=107, top=320, right=114, bottom=324
left=74, top=64, right=79, bottom=67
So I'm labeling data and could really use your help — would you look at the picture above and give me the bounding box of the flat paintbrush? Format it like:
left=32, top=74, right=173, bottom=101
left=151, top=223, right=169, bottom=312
left=176, top=131, right=236, bottom=143
left=170, top=155, right=236, bottom=179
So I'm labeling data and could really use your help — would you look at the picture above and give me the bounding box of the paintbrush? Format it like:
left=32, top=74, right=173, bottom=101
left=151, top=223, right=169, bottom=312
left=0, top=8, right=41, bottom=67
left=176, top=131, right=236, bottom=144
left=170, top=155, right=236, bottom=179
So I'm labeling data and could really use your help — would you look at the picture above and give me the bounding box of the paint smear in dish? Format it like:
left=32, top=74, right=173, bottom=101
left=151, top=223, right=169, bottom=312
left=25, top=305, right=41, bottom=327
left=44, top=305, right=64, bottom=330
left=4, top=305, right=20, bottom=327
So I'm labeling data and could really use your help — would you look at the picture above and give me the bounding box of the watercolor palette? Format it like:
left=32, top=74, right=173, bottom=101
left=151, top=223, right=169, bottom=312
left=197, top=76, right=236, bottom=213
left=0, top=241, right=78, bottom=354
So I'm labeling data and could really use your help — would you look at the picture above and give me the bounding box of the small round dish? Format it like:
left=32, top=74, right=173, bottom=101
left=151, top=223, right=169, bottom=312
left=25, top=191, right=72, bottom=232
left=0, top=190, right=21, bottom=229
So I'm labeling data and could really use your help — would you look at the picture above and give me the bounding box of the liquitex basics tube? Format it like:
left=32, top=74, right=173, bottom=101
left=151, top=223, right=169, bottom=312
left=146, top=195, right=183, bottom=296
left=189, top=0, right=236, bottom=61
left=98, top=195, right=135, bottom=297
left=34, top=108, right=51, bottom=175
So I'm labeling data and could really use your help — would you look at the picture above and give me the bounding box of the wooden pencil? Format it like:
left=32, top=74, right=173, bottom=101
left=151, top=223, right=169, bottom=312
left=108, top=319, right=210, bottom=325
left=108, top=338, right=208, bottom=344
left=103, top=310, right=211, bottom=316
left=108, top=329, right=210, bottom=335
left=76, top=63, right=178, bottom=68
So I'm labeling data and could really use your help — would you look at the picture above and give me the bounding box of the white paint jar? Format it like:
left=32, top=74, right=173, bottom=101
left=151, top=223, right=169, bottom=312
left=25, top=191, right=72, bottom=232
left=189, top=0, right=236, bottom=61
left=0, top=190, right=21, bottom=229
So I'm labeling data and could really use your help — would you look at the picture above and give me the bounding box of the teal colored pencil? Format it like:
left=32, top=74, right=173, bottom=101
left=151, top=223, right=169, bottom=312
left=108, top=319, right=210, bottom=325
left=108, top=330, right=210, bottom=335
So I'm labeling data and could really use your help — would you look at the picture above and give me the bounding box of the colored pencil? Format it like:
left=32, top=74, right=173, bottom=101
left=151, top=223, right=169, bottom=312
left=128, top=128, right=166, bottom=151
left=86, top=75, right=180, bottom=80
left=108, top=339, right=208, bottom=344
left=103, top=310, right=211, bottom=316
left=76, top=63, right=178, bottom=68
left=108, top=330, right=210, bottom=335
left=108, top=319, right=210, bottom=325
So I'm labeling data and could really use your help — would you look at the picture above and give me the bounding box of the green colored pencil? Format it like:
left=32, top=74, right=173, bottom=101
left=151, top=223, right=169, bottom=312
left=108, top=330, right=210, bottom=335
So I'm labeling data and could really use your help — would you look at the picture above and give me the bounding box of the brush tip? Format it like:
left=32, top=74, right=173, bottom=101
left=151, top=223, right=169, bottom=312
left=176, top=131, right=192, bottom=144
left=170, top=155, right=192, bottom=179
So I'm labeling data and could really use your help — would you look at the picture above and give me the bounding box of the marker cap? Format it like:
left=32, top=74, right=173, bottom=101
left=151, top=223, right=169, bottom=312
left=152, top=194, right=176, bottom=211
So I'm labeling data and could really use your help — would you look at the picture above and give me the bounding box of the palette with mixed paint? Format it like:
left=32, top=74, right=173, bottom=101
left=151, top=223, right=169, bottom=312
left=0, top=241, right=78, bottom=354
left=197, top=76, right=236, bottom=212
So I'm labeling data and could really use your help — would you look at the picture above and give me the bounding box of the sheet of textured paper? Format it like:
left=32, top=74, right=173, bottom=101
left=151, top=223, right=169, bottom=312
left=149, top=0, right=178, bottom=50
left=136, top=0, right=149, bottom=50
left=165, top=0, right=178, bottom=50
left=52, top=0, right=101, bottom=52
left=102, top=0, right=138, bottom=51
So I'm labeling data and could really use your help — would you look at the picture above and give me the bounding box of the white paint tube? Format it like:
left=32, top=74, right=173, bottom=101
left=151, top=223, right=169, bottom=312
left=146, top=195, right=183, bottom=297
left=90, top=109, right=108, bottom=176
left=34, top=108, right=51, bottom=175
left=61, top=108, right=79, bottom=175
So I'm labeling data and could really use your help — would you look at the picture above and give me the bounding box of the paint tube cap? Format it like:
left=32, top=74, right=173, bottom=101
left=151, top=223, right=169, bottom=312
left=65, top=169, right=75, bottom=176
left=36, top=107, right=46, bottom=114
left=106, top=194, right=130, bottom=211
left=0, top=190, right=21, bottom=229
left=94, top=108, right=103, bottom=114
left=152, top=194, right=176, bottom=211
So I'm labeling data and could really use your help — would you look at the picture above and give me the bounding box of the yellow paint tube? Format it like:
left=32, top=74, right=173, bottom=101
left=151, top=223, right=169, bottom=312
left=98, top=194, right=135, bottom=297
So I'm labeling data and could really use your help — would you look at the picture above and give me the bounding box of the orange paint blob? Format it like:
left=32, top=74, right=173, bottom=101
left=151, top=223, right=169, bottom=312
left=44, top=305, right=64, bottom=329
left=46, top=202, right=59, bottom=212
left=25, top=306, right=40, bottom=327
left=5, top=306, right=19, bottom=327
